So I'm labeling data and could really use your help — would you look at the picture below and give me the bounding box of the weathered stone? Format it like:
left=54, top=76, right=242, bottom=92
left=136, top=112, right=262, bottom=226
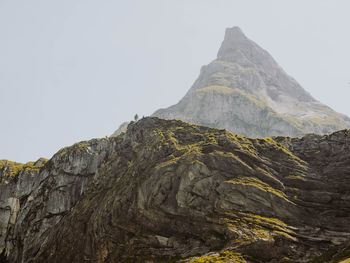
left=1, top=118, right=349, bottom=262
left=152, top=27, right=350, bottom=137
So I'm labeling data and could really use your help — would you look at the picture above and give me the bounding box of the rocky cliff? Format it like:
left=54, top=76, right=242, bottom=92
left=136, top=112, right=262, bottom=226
left=153, top=27, right=350, bottom=137
left=0, top=139, right=113, bottom=262
left=1, top=117, right=350, bottom=262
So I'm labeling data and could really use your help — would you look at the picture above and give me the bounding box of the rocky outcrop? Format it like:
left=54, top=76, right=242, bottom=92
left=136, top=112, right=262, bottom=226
left=153, top=27, right=350, bottom=137
left=0, top=159, right=47, bottom=259
left=0, top=139, right=115, bottom=262
left=2, top=117, right=350, bottom=262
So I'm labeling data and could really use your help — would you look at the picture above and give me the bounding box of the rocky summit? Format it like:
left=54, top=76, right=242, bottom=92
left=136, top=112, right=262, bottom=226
left=153, top=27, right=350, bottom=137
left=1, top=117, right=350, bottom=262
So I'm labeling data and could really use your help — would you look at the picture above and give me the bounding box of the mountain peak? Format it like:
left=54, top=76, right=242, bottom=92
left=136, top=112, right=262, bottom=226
left=224, top=26, right=247, bottom=41
left=153, top=26, right=350, bottom=137
left=217, top=26, right=251, bottom=60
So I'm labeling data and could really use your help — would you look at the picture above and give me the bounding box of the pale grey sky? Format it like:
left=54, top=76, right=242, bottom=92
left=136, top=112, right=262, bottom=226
left=1, top=0, right=349, bottom=162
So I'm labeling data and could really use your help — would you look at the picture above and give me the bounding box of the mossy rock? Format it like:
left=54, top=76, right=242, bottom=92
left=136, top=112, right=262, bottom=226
left=189, top=251, right=246, bottom=263
left=0, top=158, right=48, bottom=178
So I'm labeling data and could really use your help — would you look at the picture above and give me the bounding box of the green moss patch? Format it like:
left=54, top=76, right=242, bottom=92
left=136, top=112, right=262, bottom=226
left=225, top=177, right=289, bottom=200
left=189, top=251, right=246, bottom=263
left=0, top=158, right=48, bottom=178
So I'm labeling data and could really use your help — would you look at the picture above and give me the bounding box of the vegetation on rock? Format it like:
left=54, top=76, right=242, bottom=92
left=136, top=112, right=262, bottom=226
left=1, top=118, right=350, bottom=263
left=0, top=158, right=48, bottom=178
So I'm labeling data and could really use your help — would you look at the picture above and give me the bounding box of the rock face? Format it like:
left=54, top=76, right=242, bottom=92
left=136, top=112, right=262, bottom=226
left=153, top=27, right=350, bottom=137
left=0, top=140, right=113, bottom=262
left=2, top=117, right=350, bottom=262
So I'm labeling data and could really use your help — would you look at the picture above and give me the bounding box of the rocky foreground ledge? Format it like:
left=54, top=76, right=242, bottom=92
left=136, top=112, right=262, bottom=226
left=1, top=117, right=350, bottom=262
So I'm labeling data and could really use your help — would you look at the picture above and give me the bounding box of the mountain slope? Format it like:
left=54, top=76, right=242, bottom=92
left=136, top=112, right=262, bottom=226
left=2, top=117, right=350, bottom=262
left=153, top=27, right=350, bottom=137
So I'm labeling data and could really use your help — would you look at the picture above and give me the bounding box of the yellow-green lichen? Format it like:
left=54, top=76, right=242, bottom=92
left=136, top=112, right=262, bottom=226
left=189, top=251, right=246, bottom=263
left=285, top=175, right=307, bottom=181
left=244, top=213, right=288, bottom=228
left=225, top=177, right=289, bottom=201
left=0, top=158, right=48, bottom=178
left=263, top=137, right=301, bottom=159
left=241, top=213, right=296, bottom=241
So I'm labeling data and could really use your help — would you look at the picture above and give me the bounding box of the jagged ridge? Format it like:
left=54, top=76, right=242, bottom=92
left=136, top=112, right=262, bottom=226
left=1, top=117, right=350, bottom=262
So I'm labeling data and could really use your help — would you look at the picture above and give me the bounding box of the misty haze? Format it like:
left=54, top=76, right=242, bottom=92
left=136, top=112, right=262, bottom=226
left=1, top=1, right=350, bottom=262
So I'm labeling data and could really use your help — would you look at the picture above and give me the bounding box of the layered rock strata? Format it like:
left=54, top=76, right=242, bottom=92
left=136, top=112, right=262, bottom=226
left=1, top=118, right=350, bottom=262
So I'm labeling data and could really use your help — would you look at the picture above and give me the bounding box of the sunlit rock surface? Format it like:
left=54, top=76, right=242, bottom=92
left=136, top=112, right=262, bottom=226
left=153, top=27, right=350, bottom=137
